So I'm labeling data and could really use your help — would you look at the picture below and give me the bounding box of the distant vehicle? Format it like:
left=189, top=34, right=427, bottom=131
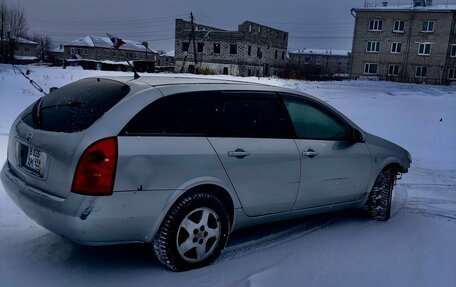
left=1, top=76, right=411, bottom=271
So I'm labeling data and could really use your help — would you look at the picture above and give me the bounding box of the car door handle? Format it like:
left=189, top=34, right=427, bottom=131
left=228, top=149, right=250, bottom=159
left=302, top=149, right=318, bottom=158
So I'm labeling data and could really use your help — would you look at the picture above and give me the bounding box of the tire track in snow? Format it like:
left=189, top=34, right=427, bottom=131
left=218, top=214, right=343, bottom=262
left=397, top=182, right=456, bottom=222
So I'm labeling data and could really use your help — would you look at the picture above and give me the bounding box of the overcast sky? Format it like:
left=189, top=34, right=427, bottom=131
left=13, top=0, right=456, bottom=52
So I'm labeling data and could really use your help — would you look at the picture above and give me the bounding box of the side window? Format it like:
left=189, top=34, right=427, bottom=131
left=282, top=95, right=351, bottom=141
left=218, top=92, right=290, bottom=138
left=121, top=91, right=218, bottom=136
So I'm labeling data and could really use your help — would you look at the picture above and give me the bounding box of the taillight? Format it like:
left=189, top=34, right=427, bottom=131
left=71, top=137, right=118, bottom=196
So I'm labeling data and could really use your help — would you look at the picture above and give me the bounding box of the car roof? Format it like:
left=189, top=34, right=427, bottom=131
left=95, top=75, right=270, bottom=89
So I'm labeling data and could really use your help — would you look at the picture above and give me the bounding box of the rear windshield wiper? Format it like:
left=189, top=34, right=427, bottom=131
left=32, top=97, right=44, bottom=126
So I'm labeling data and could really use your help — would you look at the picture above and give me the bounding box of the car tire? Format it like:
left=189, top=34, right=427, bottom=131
left=366, top=167, right=397, bottom=221
left=152, top=191, right=230, bottom=271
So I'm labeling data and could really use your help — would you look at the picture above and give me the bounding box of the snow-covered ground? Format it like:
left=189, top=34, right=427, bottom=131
left=0, top=64, right=455, bottom=287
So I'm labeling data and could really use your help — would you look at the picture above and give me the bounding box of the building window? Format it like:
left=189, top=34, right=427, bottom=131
left=448, top=68, right=456, bottom=80
left=416, top=66, right=428, bottom=78
left=248, top=45, right=252, bottom=56
left=388, top=65, right=400, bottom=76
left=83, top=49, right=88, bottom=56
left=275, top=50, right=278, bottom=59
left=282, top=51, right=285, bottom=60
left=197, top=42, right=204, bottom=53
left=249, top=24, right=252, bottom=32
left=213, top=43, right=220, bottom=54
left=230, top=44, right=237, bottom=54
left=367, top=41, right=380, bottom=52
left=418, top=43, right=431, bottom=55
left=182, top=42, right=189, bottom=52
left=369, top=19, right=383, bottom=31
left=391, top=42, right=402, bottom=54
left=421, top=20, right=434, bottom=32
left=70, top=48, right=75, bottom=55
left=450, top=44, right=456, bottom=57
left=304, top=56, right=310, bottom=64
left=364, top=63, right=378, bottom=75
left=316, top=56, right=322, bottom=65
left=393, top=20, right=405, bottom=33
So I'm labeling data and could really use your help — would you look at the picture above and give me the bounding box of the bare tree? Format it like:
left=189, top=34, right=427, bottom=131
left=31, top=34, right=53, bottom=60
left=1, top=0, right=28, bottom=62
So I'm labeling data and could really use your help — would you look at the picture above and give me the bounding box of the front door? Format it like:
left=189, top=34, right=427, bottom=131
left=281, top=94, right=371, bottom=210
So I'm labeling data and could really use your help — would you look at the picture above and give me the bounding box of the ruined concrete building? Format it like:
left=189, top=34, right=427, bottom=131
left=174, top=19, right=288, bottom=77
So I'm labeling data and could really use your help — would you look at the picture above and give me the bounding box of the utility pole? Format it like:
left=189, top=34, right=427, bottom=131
left=190, top=12, right=197, bottom=68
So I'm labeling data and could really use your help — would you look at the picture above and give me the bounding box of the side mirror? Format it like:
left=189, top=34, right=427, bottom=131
left=49, top=87, right=58, bottom=93
left=352, top=129, right=365, bottom=143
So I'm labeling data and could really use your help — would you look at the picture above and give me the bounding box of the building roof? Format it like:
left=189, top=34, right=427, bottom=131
left=354, top=3, right=456, bottom=12
left=0, top=36, right=38, bottom=45
left=290, top=49, right=351, bottom=56
left=64, top=35, right=157, bottom=53
left=161, top=50, right=175, bottom=57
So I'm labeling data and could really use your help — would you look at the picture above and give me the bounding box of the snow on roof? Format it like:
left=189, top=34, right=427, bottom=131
left=1, top=36, right=38, bottom=45
left=49, top=45, right=64, bottom=53
left=355, top=4, right=456, bottom=12
left=64, top=35, right=158, bottom=53
left=16, top=37, right=39, bottom=45
left=291, top=49, right=351, bottom=56
left=14, top=55, right=38, bottom=60
left=162, top=50, right=175, bottom=57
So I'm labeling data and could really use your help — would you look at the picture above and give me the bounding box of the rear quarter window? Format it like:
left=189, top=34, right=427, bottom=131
left=22, top=78, right=130, bottom=133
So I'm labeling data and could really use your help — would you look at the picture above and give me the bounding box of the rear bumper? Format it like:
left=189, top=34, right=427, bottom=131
left=1, top=162, right=174, bottom=245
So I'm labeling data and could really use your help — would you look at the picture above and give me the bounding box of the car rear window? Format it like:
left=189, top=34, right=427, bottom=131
left=22, top=78, right=130, bottom=133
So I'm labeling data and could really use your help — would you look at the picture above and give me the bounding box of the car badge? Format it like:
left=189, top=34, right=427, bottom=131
left=26, top=132, right=33, bottom=142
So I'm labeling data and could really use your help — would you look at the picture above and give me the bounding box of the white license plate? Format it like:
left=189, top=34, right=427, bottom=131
left=25, top=146, right=43, bottom=175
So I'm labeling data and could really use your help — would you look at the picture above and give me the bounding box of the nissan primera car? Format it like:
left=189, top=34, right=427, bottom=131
left=1, top=76, right=411, bottom=271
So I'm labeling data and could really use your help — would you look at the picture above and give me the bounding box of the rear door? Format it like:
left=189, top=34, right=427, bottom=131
left=208, top=91, right=300, bottom=216
left=281, top=94, right=371, bottom=209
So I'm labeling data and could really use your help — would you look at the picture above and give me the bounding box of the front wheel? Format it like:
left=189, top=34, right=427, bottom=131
left=152, top=191, right=230, bottom=271
left=366, top=167, right=397, bottom=221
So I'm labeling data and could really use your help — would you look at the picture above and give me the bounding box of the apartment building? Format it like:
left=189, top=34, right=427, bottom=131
left=289, top=49, right=351, bottom=79
left=175, top=19, right=288, bottom=77
left=351, top=0, right=456, bottom=84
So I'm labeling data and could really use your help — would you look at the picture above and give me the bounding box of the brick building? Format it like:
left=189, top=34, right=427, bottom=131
left=351, top=0, right=456, bottom=84
left=174, top=19, right=288, bottom=77
left=289, top=49, right=351, bottom=79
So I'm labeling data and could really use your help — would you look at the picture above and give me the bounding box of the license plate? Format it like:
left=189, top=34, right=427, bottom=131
left=25, top=146, right=42, bottom=174
left=19, top=143, right=46, bottom=177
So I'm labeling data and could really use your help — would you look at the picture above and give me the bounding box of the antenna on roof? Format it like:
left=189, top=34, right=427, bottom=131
left=107, top=33, right=140, bottom=79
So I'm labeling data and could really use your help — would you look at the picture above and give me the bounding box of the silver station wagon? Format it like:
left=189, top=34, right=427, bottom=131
left=1, top=76, right=411, bottom=271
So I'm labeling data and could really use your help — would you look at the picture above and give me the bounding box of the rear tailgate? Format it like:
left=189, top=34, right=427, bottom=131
left=7, top=78, right=130, bottom=199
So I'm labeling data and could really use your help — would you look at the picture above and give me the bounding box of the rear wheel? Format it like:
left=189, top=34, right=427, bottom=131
left=152, top=191, right=230, bottom=271
left=366, top=167, right=397, bottom=221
